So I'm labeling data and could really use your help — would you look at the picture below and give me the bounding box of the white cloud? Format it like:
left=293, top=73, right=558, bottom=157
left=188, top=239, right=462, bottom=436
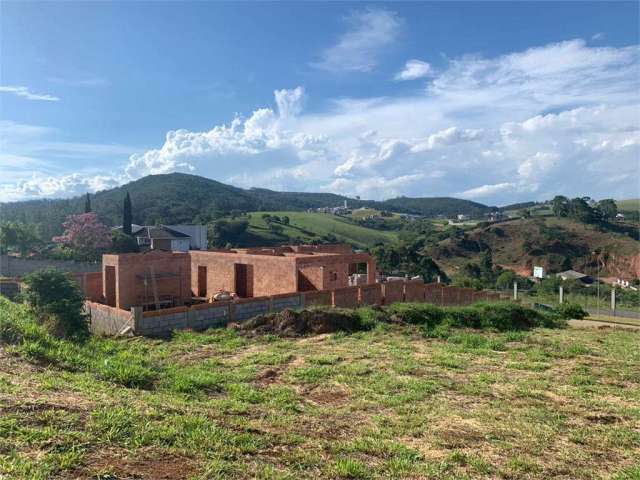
left=274, top=86, right=305, bottom=119
left=395, top=59, right=432, bottom=80
left=592, top=32, right=605, bottom=41
left=0, top=85, right=60, bottom=101
left=311, top=8, right=402, bottom=73
left=3, top=39, right=640, bottom=204
left=458, top=182, right=517, bottom=199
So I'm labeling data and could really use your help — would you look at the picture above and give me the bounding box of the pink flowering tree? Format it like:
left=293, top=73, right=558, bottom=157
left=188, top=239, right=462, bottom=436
left=53, top=213, right=112, bottom=260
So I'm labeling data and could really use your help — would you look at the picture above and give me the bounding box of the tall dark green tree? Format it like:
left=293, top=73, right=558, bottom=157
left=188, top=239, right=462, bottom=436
left=123, top=192, right=133, bottom=235
left=84, top=193, right=91, bottom=213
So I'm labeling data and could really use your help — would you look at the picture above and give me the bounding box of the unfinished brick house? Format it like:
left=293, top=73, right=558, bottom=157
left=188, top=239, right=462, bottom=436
left=101, top=244, right=376, bottom=310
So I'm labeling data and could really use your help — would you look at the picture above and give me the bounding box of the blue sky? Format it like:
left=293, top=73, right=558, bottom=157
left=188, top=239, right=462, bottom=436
left=1, top=1, right=639, bottom=205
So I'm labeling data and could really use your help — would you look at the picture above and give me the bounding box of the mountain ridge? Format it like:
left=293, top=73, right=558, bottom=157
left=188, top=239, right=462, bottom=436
left=1, top=173, right=495, bottom=236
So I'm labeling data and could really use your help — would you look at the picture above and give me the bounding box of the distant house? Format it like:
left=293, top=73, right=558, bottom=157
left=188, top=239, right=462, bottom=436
left=485, top=211, right=504, bottom=222
left=457, top=214, right=469, bottom=221
left=115, top=224, right=207, bottom=252
left=556, top=270, right=592, bottom=284
left=615, top=213, right=625, bottom=222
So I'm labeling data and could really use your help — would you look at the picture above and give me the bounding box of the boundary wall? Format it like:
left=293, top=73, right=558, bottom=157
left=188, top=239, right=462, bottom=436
left=88, top=281, right=509, bottom=336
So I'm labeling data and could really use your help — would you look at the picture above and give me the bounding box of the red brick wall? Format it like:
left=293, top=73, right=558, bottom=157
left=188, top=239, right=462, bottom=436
left=359, top=283, right=382, bottom=306
left=332, top=286, right=359, bottom=308
left=441, top=286, right=460, bottom=306
left=382, top=281, right=404, bottom=305
left=189, top=251, right=298, bottom=298
left=103, top=251, right=191, bottom=310
left=73, top=271, right=103, bottom=302
left=424, top=283, right=443, bottom=305
left=404, top=280, right=425, bottom=302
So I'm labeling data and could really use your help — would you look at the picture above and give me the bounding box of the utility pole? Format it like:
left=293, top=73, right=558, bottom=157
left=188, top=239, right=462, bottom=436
left=559, top=285, right=564, bottom=305
left=513, top=281, right=518, bottom=301
left=611, top=288, right=616, bottom=316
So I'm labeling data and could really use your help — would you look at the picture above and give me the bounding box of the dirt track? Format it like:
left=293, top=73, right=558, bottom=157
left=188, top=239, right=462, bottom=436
left=569, top=319, right=640, bottom=331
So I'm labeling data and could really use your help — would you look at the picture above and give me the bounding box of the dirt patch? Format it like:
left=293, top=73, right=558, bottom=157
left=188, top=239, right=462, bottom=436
left=70, top=448, right=198, bottom=480
left=230, top=308, right=363, bottom=337
left=304, top=385, right=350, bottom=405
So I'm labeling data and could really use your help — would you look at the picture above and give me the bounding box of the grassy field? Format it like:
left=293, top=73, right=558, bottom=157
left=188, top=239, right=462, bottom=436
left=617, top=199, right=640, bottom=213
left=238, top=211, right=398, bottom=248
left=1, top=299, right=639, bottom=479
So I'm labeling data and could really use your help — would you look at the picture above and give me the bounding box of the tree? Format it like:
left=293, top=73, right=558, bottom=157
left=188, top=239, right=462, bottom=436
left=53, top=213, right=112, bottom=260
left=210, top=220, right=249, bottom=247
left=551, top=195, right=569, bottom=217
left=123, top=192, right=133, bottom=235
left=0, top=222, right=41, bottom=256
left=111, top=230, right=140, bottom=253
left=597, top=199, right=617, bottom=221
left=84, top=193, right=92, bottom=213
left=496, top=270, right=517, bottom=291
left=569, top=197, right=596, bottom=223
left=22, top=268, right=88, bottom=338
left=282, top=215, right=290, bottom=225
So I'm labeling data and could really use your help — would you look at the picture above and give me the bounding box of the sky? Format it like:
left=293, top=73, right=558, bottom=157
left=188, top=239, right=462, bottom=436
left=1, top=1, right=639, bottom=206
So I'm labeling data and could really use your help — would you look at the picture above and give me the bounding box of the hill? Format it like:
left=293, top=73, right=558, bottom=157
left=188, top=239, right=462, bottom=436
left=1, top=173, right=492, bottom=237
left=226, top=211, right=398, bottom=248
left=617, top=198, right=640, bottom=213
left=425, top=216, right=640, bottom=279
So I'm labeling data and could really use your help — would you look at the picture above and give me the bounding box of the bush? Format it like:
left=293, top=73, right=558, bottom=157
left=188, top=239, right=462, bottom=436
left=387, top=301, right=557, bottom=331
left=554, top=303, right=588, bottom=320
left=22, top=268, right=88, bottom=339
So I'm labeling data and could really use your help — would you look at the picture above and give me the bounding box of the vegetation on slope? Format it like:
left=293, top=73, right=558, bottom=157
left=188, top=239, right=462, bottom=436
left=0, top=173, right=492, bottom=237
left=222, top=211, right=398, bottom=248
left=426, top=216, right=640, bottom=278
left=1, top=298, right=638, bottom=479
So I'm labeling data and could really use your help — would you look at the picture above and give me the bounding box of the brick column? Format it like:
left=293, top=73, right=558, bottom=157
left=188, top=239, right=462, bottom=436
left=367, top=259, right=377, bottom=284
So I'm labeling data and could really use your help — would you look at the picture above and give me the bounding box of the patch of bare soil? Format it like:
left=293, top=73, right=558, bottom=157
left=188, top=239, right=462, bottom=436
left=67, top=448, right=198, bottom=480
left=304, top=384, right=350, bottom=405
left=230, top=308, right=362, bottom=337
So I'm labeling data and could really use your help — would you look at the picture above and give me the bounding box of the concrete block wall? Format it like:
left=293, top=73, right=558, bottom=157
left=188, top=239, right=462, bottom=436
left=358, top=283, right=382, bottom=306
left=86, top=301, right=133, bottom=335
left=302, top=290, right=333, bottom=308
left=332, top=286, right=359, bottom=308
left=404, top=280, right=425, bottom=302
left=1, top=255, right=100, bottom=277
left=233, top=297, right=271, bottom=321
left=89, top=279, right=509, bottom=336
left=271, top=293, right=303, bottom=312
left=382, top=281, right=404, bottom=305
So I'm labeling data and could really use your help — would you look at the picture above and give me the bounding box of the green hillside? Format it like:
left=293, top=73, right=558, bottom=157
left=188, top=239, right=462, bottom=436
left=229, top=211, right=398, bottom=248
left=1, top=173, right=493, bottom=239
left=617, top=198, right=640, bottom=213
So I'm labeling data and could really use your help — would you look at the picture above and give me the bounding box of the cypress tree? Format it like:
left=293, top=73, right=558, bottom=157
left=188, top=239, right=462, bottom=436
left=123, top=192, right=132, bottom=235
left=84, top=193, right=91, bottom=213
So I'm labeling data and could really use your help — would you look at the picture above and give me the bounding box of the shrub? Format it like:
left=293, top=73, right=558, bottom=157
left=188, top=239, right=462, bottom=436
left=554, top=303, right=588, bottom=320
left=22, top=268, right=88, bottom=339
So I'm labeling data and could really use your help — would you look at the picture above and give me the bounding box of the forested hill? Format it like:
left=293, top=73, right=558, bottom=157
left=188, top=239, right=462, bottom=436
left=1, top=173, right=493, bottom=236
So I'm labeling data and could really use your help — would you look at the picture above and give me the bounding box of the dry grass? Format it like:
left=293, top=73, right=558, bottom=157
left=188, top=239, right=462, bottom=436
left=1, top=319, right=639, bottom=479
